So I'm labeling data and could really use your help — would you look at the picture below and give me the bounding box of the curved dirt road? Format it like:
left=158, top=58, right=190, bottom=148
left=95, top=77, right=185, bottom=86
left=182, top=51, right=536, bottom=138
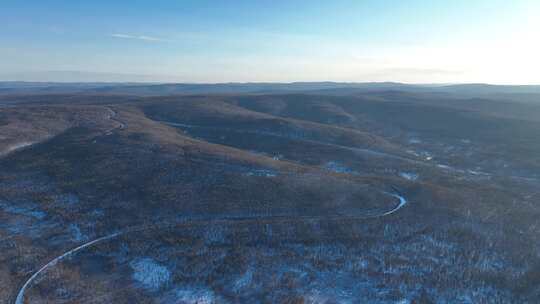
left=14, top=191, right=407, bottom=303
left=15, top=232, right=121, bottom=304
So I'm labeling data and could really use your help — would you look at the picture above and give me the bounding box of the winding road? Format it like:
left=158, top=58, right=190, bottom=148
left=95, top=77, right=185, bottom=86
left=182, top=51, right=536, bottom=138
left=14, top=232, right=122, bottom=304
left=160, top=120, right=417, bottom=163
left=161, top=120, right=540, bottom=183
left=104, top=106, right=126, bottom=134
left=2, top=106, right=124, bottom=158
left=13, top=115, right=417, bottom=303
left=13, top=115, right=534, bottom=303
left=14, top=113, right=412, bottom=303
left=13, top=191, right=407, bottom=304
left=12, top=106, right=126, bottom=304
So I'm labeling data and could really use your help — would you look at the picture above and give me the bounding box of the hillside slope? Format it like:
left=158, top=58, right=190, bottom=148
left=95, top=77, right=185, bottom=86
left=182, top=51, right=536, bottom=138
left=1, top=92, right=539, bottom=303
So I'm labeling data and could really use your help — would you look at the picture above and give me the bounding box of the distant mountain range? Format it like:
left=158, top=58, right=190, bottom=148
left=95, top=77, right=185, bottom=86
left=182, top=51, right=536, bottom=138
left=1, top=81, right=540, bottom=99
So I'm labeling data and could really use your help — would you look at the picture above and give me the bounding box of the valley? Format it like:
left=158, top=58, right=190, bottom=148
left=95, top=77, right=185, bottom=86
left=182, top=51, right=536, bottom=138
left=1, top=84, right=540, bottom=303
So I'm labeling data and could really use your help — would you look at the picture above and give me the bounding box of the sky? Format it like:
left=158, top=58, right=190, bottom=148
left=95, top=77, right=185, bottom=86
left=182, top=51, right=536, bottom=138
left=1, top=0, right=539, bottom=84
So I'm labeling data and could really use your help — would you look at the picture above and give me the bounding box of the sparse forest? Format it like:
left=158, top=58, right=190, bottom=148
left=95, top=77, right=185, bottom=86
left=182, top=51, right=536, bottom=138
left=1, top=84, right=540, bottom=303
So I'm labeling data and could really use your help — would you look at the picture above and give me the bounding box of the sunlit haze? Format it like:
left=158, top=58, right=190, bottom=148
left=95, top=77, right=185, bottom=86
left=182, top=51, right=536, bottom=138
left=1, top=0, right=538, bottom=84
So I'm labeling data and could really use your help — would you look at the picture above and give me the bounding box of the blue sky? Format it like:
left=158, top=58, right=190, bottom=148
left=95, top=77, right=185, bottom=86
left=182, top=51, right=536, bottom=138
left=1, top=0, right=538, bottom=83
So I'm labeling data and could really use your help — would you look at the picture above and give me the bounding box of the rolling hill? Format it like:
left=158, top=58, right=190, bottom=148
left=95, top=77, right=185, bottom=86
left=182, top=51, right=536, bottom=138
left=1, top=84, right=539, bottom=303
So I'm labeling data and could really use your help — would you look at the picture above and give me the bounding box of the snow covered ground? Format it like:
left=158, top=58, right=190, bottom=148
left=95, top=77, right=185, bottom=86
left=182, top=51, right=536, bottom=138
left=130, top=257, right=171, bottom=291
left=3, top=141, right=36, bottom=155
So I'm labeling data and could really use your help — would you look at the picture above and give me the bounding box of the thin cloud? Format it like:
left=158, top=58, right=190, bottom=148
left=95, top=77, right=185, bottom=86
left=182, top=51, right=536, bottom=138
left=110, top=34, right=166, bottom=42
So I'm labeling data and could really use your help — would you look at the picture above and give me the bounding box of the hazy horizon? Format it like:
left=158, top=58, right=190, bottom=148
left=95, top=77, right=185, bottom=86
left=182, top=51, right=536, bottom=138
left=2, top=73, right=539, bottom=87
left=0, top=71, right=538, bottom=87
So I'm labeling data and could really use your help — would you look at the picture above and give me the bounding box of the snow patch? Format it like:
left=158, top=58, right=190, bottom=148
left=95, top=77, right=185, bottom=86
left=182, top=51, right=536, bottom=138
left=0, top=201, right=46, bottom=219
left=272, top=154, right=284, bottom=161
left=467, top=169, right=490, bottom=176
left=304, top=291, right=353, bottom=304
left=324, top=161, right=356, bottom=174
left=399, top=172, right=418, bottom=181
left=233, top=268, right=254, bottom=292
left=415, top=151, right=434, bottom=161
left=68, top=224, right=87, bottom=242
left=130, top=258, right=171, bottom=291
left=168, top=287, right=216, bottom=304
left=6, top=141, right=35, bottom=153
left=244, top=169, right=277, bottom=177
left=436, top=164, right=452, bottom=170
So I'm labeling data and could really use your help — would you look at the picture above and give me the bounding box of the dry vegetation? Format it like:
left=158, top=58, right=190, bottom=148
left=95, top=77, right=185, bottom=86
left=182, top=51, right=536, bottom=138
left=1, top=90, right=539, bottom=303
